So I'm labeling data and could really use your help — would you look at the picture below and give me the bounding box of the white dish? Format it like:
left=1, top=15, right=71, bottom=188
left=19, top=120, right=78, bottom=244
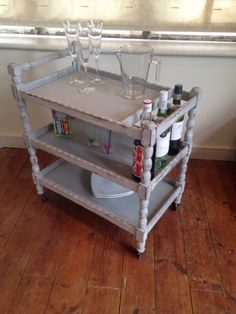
left=90, top=173, right=134, bottom=199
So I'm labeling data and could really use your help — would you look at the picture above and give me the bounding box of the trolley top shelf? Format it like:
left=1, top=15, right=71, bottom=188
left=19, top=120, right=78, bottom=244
left=8, top=49, right=198, bottom=139
left=19, top=71, right=159, bottom=125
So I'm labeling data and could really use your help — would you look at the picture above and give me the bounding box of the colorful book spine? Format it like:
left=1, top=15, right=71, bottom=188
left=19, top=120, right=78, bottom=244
left=52, top=110, right=72, bottom=137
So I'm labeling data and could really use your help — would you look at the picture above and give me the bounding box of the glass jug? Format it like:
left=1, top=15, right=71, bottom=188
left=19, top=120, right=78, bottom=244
left=116, top=44, right=155, bottom=99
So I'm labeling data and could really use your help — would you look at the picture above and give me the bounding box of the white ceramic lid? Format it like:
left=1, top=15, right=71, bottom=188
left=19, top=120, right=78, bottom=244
left=90, top=173, right=134, bottom=199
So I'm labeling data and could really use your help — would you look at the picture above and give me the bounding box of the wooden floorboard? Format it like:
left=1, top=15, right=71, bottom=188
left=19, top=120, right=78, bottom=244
left=216, top=161, right=236, bottom=216
left=195, top=160, right=236, bottom=313
left=179, top=159, right=229, bottom=313
left=120, top=232, right=156, bottom=314
left=0, top=148, right=28, bottom=201
left=180, top=159, right=224, bottom=291
left=0, top=191, right=51, bottom=313
left=23, top=194, right=68, bottom=279
left=0, top=158, right=34, bottom=252
left=45, top=200, right=98, bottom=314
left=88, top=220, right=125, bottom=289
left=191, top=289, right=230, bottom=314
left=154, top=210, right=192, bottom=314
left=7, top=275, right=53, bottom=314
left=82, top=286, right=120, bottom=314
left=0, top=148, right=235, bottom=314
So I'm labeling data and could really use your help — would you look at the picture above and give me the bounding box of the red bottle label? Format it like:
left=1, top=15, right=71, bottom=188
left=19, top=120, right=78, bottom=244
left=133, top=143, right=143, bottom=178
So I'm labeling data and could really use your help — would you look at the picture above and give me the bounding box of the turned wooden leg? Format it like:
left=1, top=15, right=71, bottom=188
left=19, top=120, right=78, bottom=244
left=18, top=97, right=44, bottom=195
left=176, top=102, right=197, bottom=205
left=136, top=144, right=154, bottom=254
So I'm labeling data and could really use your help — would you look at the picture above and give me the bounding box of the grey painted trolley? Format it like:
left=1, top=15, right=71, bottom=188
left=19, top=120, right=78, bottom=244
left=8, top=49, right=202, bottom=256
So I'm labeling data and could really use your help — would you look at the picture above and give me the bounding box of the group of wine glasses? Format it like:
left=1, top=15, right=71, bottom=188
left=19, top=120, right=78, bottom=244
left=63, top=19, right=104, bottom=94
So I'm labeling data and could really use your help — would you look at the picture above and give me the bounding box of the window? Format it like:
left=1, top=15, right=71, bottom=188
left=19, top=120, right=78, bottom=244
left=0, top=0, right=236, bottom=41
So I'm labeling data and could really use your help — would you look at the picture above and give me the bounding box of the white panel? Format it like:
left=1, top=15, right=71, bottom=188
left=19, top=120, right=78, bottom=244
left=211, top=0, right=236, bottom=25
left=0, top=0, right=8, bottom=6
left=152, top=0, right=206, bottom=28
left=0, top=0, right=236, bottom=31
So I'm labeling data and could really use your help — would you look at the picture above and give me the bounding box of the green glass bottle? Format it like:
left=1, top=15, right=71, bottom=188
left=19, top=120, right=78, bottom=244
left=155, top=90, right=170, bottom=169
left=168, top=84, right=183, bottom=155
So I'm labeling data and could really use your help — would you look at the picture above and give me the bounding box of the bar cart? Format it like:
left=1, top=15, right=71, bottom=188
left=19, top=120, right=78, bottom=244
left=8, top=49, right=202, bottom=256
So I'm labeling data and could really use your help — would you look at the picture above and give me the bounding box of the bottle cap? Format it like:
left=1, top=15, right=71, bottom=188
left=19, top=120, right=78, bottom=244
left=174, top=84, right=183, bottom=94
left=143, top=99, right=152, bottom=104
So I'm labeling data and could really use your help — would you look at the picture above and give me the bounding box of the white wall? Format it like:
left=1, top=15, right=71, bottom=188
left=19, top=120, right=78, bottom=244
left=1, top=47, right=236, bottom=160
left=157, top=55, right=236, bottom=159
left=0, top=49, right=52, bottom=145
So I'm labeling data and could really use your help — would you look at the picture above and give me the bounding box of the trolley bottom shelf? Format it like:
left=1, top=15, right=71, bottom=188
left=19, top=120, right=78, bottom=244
left=39, top=160, right=181, bottom=235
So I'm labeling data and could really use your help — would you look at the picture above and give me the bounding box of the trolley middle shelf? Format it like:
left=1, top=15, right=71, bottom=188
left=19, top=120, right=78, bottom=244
left=30, top=119, right=189, bottom=193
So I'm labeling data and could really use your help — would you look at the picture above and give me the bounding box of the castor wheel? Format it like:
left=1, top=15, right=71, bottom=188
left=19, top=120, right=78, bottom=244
left=40, top=193, right=49, bottom=202
left=137, top=252, right=143, bottom=260
left=170, top=202, right=179, bottom=211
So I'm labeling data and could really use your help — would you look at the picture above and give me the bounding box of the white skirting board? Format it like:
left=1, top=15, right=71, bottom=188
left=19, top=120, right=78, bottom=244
left=0, top=135, right=235, bottom=161
left=0, top=135, right=26, bottom=149
left=191, top=146, right=236, bottom=161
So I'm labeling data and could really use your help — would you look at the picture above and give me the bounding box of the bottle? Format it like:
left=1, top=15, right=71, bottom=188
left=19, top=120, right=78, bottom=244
left=155, top=90, right=170, bottom=169
left=168, top=84, right=183, bottom=155
left=132, top=100, right=155, bottom=182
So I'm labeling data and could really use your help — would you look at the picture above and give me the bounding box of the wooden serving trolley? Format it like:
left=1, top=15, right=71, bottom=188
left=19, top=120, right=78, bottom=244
left=8, top=49, right=202, bottom=256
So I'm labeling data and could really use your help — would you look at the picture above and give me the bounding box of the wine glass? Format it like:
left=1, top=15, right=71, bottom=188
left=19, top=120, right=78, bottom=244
left=87, top=124, right=100, bottom=148
left=89, top=20, right=105, bottom=85
left=77, top=21, right=95, bottom=94
left=63, top=20, right=81, bottom=86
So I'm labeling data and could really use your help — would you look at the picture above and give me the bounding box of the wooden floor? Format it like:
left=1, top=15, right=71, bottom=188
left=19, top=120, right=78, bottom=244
left=0, top=148, right=235, bottom=314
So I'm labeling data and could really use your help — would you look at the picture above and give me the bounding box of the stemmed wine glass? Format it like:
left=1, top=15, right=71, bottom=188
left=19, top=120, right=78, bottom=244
left=89, top=20, right=105, bottom=85
left=63, top=20, right=81, bottom=86
left=77, top=21, right=95, bottom=94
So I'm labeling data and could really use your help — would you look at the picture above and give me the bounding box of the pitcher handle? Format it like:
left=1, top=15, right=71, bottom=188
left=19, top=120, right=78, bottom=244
left=150, top=54, right=161, bottom=84
left=115, top=50, right=121, bottom=63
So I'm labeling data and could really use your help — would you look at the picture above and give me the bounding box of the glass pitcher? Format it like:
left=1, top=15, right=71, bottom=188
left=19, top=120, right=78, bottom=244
left=116, top=44, right=156, bottom=99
